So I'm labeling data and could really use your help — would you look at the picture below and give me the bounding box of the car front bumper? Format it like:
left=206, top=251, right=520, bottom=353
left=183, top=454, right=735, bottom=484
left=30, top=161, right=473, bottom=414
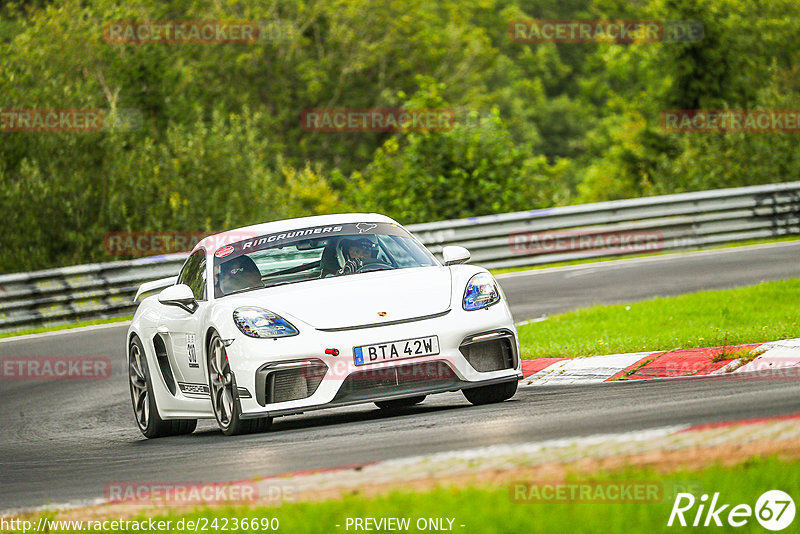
left=226, top=305, right=522, bottom=418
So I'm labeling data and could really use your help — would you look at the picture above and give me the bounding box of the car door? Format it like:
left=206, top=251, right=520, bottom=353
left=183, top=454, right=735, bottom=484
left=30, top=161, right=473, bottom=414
left=160, top=250, right=209, bottom=395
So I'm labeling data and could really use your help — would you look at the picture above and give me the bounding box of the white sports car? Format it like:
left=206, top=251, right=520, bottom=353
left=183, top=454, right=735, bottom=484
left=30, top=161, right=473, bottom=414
left=127, top=214, right=521, bottom=437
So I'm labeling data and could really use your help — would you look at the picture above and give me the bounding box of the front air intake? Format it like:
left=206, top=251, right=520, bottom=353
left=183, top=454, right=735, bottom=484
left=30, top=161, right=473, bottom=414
left=332, top=360, right=459, bottom=403
left=459, top=331, right=518, bottom=372
left=255, top=359, right=328, bottom=406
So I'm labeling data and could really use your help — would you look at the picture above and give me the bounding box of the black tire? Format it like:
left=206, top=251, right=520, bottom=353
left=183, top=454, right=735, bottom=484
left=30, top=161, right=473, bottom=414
left=374, top=395, right=426, bottom=409
left=128, top=335, right=197, bottom=439
left=462, top=381, right=517, bottom=406
left=207, top=332, right=272, bottom=436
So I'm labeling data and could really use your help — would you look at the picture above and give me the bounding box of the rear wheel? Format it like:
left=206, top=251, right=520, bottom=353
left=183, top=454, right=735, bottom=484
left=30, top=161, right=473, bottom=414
left=462, top=381, right=517, bottom=406
left=207, top=332, right=272, bottom=436
left=375, top=395, right=426, bottom=409
left=128, top=335, right=197, bottom=438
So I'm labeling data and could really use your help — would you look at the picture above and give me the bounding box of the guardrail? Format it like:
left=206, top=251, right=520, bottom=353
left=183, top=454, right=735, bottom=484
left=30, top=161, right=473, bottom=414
left=0, top=255, right=186, bottom=334
left=1, top=182, right=798, bottom=333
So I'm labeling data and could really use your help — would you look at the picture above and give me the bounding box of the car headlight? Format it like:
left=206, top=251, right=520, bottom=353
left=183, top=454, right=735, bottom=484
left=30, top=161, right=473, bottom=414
left=463, top=273, right=501, bottom=311
left=233, top=307, right=299, bottom=338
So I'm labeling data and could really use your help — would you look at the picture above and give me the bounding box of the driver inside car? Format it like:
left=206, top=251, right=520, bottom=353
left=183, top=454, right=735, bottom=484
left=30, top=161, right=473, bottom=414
left=339, top=237, right=380, bottom=275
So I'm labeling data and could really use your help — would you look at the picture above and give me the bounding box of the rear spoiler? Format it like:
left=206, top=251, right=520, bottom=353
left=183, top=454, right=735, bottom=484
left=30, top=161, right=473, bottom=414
left=134, top=276, right=178, bottom=303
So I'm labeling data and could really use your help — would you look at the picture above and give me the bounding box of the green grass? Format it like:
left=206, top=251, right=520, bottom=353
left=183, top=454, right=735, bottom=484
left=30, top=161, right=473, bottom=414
left=0, top=315, right=132, bottom=339
left=22, top=456, right=800, bottom=533
left=517, top=278, right=800, bottom=359
left=491, top=236, right=800, bottom=276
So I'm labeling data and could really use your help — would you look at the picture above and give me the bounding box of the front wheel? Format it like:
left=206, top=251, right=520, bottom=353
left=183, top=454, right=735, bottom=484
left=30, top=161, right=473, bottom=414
left=128, top=335, right=197, bottom=438
left=462, top=381, right=517, bottom=406
left=207, top=332, right=272, bottom=436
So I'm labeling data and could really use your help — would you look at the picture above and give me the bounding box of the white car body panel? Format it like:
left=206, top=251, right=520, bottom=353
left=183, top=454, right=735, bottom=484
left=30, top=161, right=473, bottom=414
left=242, top=267, right=451, bottom=329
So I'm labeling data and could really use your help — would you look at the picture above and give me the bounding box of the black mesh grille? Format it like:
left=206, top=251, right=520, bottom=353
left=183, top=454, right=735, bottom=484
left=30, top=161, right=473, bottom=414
left=395, top=360, right=456, bottom=384
left=459, top=334, right=516, bottom=372
left=348, top=367, right=399, bottom=389
left=333, top=360, right=458, bottom=402
left=265, top=362, right=327, bottom=404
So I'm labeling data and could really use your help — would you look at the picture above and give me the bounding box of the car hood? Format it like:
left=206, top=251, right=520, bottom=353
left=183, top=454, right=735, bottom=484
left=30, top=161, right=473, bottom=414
left=225, top=267, right=453, bottom=330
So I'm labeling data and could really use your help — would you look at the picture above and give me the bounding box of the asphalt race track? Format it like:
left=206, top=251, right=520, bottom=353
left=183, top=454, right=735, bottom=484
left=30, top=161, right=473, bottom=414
left=1, top=242, right=798, bottom=511
left=497, top=241, right=800, bottom=320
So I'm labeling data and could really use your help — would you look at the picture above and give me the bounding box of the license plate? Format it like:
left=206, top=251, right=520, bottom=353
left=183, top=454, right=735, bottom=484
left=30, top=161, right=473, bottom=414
left=353, top=336, right=440, bottom=366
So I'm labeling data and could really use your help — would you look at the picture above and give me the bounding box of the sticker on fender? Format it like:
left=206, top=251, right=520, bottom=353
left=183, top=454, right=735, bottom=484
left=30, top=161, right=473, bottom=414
left=354, top=336, right=440, bottom=365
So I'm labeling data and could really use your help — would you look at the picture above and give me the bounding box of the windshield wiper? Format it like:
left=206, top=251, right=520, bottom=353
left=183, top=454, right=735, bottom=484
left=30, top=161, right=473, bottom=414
left=223, top=285, right=264, bottom=297
left=261, top=280, right=296, bottom=289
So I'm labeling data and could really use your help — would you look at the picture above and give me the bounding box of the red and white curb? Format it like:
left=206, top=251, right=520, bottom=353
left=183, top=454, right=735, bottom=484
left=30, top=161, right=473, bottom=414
left=520, top=338, right=800, bottom=386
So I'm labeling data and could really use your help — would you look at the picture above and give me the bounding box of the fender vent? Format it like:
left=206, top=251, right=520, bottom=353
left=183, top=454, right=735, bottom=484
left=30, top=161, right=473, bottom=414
left=152, top=334, right=177, bottom=395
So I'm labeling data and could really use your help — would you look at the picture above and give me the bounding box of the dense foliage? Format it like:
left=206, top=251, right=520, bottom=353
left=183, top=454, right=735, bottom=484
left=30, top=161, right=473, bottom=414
left=1, top=0, right=799, bottom=272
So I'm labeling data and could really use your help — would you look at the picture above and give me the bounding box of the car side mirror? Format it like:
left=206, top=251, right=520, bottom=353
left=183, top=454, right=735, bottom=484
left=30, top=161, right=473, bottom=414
left=442, top=246, right=470, bottom=266
left=158, top=284, right=198, bottom=314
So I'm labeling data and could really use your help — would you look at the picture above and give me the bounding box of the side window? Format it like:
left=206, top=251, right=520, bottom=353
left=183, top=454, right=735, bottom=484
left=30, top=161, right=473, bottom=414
left=178, top=251, right=207, bottom=301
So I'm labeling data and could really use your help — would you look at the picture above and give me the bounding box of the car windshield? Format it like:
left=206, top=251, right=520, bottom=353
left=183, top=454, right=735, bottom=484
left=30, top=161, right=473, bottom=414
left=213, top=222, right=438, bottom=298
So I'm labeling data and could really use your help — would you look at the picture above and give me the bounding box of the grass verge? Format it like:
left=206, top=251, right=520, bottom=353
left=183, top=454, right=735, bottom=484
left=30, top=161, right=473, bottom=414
left=517, top=278, right=800, bottom=358
left=20, top=456, right=799, bottom=533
